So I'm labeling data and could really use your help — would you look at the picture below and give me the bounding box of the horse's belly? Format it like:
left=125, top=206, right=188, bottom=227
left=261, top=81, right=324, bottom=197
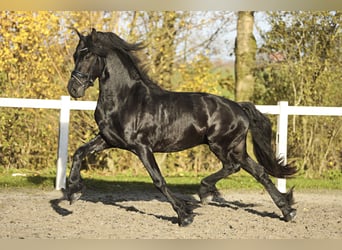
left=152, top=124, right=207, bottom=152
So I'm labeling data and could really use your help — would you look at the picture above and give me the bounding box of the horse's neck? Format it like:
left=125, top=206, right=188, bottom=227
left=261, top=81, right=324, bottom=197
left=98, top=52, right=147, bottom=107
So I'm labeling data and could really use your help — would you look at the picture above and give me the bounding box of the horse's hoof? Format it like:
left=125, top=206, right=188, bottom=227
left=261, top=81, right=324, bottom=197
left=178, top=214, right=194, bottom=227
left=199, top=195, right=210, bottom=205
left=61, top=187, right=83, bottom=205
left=212, top=194, right=226, bottom=204
left=198, top=190, right=209, bottom=205
left=283, top=209, right=297, bottom=222
left=69, top=192, right=82, bottom=205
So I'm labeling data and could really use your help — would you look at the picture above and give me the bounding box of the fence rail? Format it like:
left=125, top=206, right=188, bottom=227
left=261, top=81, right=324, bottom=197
left=0, top=96, right=341, bottom=192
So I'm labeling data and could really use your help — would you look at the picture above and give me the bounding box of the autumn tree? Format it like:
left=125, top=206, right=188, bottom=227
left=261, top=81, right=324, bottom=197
left=234, top=11, right=257, bottom=101
left=0, top=11, right=120, bottom=170
left=254, top=11, right=341, bottom=177
left=0, top=11, right=66, bottom=98
left=0, top=11, right=67, bottom=169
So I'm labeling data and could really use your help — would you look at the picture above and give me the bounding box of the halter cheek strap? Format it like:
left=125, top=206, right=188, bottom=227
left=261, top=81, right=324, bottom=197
left=71, top=48, right=106, bottom=88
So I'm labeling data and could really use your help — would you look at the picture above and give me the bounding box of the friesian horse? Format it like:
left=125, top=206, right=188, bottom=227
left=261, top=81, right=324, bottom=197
left=65, top=28, right=297, bottom=226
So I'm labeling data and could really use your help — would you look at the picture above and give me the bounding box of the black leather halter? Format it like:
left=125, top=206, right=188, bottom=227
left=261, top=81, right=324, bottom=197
left=71, top=70, right=94, bottom=88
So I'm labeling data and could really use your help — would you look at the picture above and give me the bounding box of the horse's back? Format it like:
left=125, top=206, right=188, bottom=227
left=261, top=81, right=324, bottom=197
left=143, top=91, right=249, bottom=152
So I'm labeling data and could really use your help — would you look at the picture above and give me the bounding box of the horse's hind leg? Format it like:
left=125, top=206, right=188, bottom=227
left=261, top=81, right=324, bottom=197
left=242, top=157, right=296, bottom=222
left=199, top=140, right=246, bottom=204
left=199, top=161, right=240, bottom=204
left=64, top=134, right=110, bottom=204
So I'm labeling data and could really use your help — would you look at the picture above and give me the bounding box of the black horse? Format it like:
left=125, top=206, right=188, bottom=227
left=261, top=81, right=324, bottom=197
left=65, top=28, right=297, bottom=226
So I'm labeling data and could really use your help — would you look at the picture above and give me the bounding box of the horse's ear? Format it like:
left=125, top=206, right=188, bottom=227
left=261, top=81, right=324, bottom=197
left=69, top=27, right=85, bottom=41
left=91, top=28, right=98, bottom=42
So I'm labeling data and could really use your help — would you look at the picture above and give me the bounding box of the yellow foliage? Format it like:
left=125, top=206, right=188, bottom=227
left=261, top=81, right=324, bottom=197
left=0, top=11, right=66, bottom=98
left=175, top=55, right=224, bottom=95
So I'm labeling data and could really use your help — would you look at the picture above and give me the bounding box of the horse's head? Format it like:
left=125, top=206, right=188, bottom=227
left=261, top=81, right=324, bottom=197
left=67, top=29, right=105, bottom=98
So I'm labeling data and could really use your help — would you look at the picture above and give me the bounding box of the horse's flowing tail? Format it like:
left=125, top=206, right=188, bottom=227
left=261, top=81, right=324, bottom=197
left=239, top=102, right=297, bottom=178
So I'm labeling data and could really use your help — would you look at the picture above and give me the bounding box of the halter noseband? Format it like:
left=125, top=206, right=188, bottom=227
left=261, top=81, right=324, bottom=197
left=71, top=70, right=94, bottom=88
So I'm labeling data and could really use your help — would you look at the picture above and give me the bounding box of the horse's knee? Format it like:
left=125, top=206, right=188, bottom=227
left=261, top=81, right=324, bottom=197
left=72, top=148, right=85, bottom=162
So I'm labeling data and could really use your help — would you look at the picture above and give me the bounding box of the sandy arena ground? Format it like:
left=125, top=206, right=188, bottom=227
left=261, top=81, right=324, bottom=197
left=0, top=188, right=341, bottom=239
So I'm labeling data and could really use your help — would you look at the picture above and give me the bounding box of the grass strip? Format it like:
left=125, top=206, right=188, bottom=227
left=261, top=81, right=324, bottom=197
left=0, top=168, right=341, bottom=191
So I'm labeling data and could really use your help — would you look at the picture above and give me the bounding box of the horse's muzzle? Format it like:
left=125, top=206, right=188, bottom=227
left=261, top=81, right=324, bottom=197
left=67, top=78, right=86, bottom=98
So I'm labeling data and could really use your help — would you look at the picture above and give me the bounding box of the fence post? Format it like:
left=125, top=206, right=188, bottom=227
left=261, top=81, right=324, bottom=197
left=56, top=96, right=71, bottom=190
left=276, top=101, right=288, bottom=193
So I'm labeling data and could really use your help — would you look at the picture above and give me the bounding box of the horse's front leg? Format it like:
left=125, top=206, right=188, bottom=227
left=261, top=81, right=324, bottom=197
left=135, top=146, right=195, bottom=227
left=64, top=134, right=110, bottom=204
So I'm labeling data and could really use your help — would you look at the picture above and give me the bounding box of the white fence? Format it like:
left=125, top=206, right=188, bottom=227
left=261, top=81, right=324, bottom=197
left=0, top=96, right=341, bottom=192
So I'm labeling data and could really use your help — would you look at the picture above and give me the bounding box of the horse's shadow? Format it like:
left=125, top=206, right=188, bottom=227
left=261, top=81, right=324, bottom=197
left=50, top=178, right=282, bottom=224
left=50, top=179, right=199, bottom=225
left=207, top=197, right=281, bottom=220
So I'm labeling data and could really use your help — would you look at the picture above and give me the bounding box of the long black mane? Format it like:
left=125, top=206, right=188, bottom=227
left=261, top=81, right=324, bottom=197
left=86, top=31, right=161, bottom=90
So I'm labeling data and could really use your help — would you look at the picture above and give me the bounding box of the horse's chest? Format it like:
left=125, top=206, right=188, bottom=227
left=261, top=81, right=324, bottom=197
left=95, top=105, right=124, bottom=137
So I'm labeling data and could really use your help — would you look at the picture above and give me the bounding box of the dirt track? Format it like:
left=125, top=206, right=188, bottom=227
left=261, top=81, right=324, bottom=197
left=0, top=188, right=341, bottom=239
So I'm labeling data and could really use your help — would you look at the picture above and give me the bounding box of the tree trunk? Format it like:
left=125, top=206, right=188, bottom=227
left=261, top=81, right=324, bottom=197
left=234, top=11, right=256, bottom=101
